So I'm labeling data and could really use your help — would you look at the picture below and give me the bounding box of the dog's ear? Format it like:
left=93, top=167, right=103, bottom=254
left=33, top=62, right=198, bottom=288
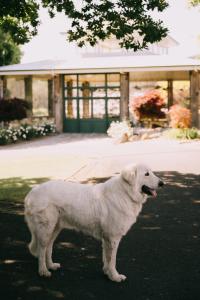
left=121, top=164, right=137, bottom=185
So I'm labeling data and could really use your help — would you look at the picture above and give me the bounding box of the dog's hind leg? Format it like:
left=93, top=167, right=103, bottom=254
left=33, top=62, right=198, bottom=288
left=46, top=225, right=61, bottom=271
left=36, top=208, right=59, bottom=277
left=37, top=225, right=52, bottom=277
left=28, top=231, right=38, bottom=257
left=25, top=213, right=39, bottom=257
left=102, top=237, right=126, bottom=282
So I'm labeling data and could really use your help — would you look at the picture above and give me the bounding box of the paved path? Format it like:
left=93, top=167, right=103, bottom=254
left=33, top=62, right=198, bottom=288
left=1, top=170, right=200, bottom=300
left=0, top=133, right=200, bottom=180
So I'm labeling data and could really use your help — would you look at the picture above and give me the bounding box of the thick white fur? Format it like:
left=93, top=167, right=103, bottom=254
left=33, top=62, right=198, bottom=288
left=24, top=163, right=161, bottom=282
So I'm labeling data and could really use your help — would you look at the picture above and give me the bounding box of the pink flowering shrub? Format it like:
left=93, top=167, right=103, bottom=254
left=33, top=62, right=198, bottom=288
left=168, top=104, right=191, bottom=128
left=130, top=90, right=166, bottom=121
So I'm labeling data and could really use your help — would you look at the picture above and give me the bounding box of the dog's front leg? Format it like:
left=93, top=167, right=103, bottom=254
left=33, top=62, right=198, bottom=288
left=102, top=238, right=126, bottom=282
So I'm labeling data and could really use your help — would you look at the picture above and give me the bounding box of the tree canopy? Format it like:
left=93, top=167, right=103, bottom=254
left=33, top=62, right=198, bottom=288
left=0, top=0, right=40, bottom=44
left=0, top=0, right=169, bottom=51
left=189, top=0, right=200, bottom=5
left=0, top=28, right=21, bottom=66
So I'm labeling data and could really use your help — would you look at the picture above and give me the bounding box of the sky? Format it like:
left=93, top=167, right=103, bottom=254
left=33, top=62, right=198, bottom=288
left=21, top=0, right=200, bottom=63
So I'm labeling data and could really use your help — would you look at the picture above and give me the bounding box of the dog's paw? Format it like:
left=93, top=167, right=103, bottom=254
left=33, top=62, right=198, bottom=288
left=39, top=268, right=52, bottom=277
left=114, top=274, right=127, bottom=282
left=108, top=272, right=127, bottom=282
left=48, top=263, right=61, bottom=271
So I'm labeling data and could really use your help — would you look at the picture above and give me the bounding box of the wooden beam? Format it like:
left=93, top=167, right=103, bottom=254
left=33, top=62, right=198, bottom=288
left=66, top=79, right=74, bottom=118
left=167, top=79, right=173, bottom=109
left=48, top=79, right=54, bottom=117
left=82, top=81, right=90, bottom=118
left=2, top=76, right=8, bottom=99
left=190, top=71, right=200, bottom=128
left=120, top=72, right=129, bottom=121
left=24, top=76, right=33, bottom=116
left=0, top=77, right=3, bottom=98
left=53, top=75, right=63, bottom=133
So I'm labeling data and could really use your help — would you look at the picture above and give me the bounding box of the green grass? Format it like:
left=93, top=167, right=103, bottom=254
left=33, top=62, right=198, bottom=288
left=163, top=128, right=200, bottom=140
left=0, top=177, right=49, bottom=203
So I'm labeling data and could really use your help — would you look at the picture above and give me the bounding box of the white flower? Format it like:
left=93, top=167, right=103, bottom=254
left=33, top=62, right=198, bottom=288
left=107, top=121, right=133, bottom=139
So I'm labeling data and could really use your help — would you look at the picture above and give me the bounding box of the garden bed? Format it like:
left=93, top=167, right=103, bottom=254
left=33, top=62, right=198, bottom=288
left=0, top=119, right=56, bottom=145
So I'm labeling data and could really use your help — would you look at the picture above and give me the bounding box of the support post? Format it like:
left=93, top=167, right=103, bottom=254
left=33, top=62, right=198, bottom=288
left=2, top=76, right=8, bottom=99
left=120, top=72, right=129, bottom=121
left=82, top=81, right=90, bottom=118
left=190, top=70, right=200, bottom=128
left=167, top=79, right=173, bottom=109
left=66, top=79, right=74, bottom=118
left=48, top=79, right=54, bottom=117
left=53, top=74, right=63, bottom=133
left=24, top=76, right=33, bottom=116
left=0, top=76, right=4, bottom=98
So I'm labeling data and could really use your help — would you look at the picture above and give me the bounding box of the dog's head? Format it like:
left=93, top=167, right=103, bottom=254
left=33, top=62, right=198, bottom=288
left=121, top=163, right=164, bottom=198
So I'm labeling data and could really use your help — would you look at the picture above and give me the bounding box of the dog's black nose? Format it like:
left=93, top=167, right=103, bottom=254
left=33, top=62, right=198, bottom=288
left=158, top=180, right=164, bottom=187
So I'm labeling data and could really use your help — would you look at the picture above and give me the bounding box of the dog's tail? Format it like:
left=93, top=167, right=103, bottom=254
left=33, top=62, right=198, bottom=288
left=24, top=193, right=38, bottom=257
left=28, top=230, right=38, bottom=257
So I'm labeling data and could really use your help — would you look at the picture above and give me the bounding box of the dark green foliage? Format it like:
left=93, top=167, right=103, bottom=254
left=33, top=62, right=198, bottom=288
left=0, top=0, right=40, bottom=44
left=0, top=98, right=31, bottom=122
left=0, top=28, right=21, bottom=66
left=0, top=0, right=168, bottom=51
left=189, top=0, right=200, bottom=5
left=164, top=128, right=200, bottom=140
left=43, top=0, right=169, bottom=50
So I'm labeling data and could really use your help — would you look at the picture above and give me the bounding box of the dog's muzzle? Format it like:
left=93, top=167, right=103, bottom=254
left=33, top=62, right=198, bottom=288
left=142, top=185, right=157, bottom=197
left=142, top=181, right=164, bottom=197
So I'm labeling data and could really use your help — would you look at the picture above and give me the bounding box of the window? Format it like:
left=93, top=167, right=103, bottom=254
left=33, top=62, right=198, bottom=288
left=64, top=73, right=120, bottom=120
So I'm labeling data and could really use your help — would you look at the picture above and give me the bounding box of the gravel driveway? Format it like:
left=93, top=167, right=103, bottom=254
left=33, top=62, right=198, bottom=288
left=0, top=133, right=200, bottom=179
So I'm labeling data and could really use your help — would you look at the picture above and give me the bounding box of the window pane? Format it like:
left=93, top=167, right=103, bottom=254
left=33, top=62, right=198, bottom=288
left=78, top=74, right=105, bottom=87
left=32, top=79, right=49, bottom=116
left=64, top=75, right=77, bottom=88
left=107, top=74, right=120, bottom=86
left=93, top=99, right=105, bottom=119
left=64, top=86, right=78, bottom=98
left=79, top=84, right=106, bottom=98
left=65, top=100, right=77, bottom=119
left=79, top=99, right=91, bottom=119
left=7, top=77, right=25, bottom=99
left=107, top=87, right=120, bottom=98
left=173, top=81, right=190, bottom=107
left=108, top=99, right=120, bottom=118
left=79, top=86, right=106, bottom=98
left=79, top=81, right=91, bottom=99
left=93, top=87, right=106, bottom=97
left=64, top=76, right=78, bottom=98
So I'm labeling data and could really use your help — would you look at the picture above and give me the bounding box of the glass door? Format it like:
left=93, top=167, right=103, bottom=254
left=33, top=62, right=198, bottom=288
left=63, top=73, right=120, bottom=133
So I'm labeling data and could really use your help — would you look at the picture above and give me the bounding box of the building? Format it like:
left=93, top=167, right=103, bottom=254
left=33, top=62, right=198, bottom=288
left=0, top=36, right=200, bottom=133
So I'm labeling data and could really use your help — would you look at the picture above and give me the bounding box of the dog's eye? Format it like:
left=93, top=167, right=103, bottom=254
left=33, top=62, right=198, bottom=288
left=145, top=172, right=149, bottom=176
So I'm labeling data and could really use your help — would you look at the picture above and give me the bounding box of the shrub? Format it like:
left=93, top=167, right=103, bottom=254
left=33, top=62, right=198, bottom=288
left=0, top=129, right=9, bottom=145
left=107, top=120, right=133, bottom=142
left=0, top=122, right=56, bottom=145
left=164, top=128, right=199, bottom=140
left=0, top=98, right=31, bottom=122
left=168, top=104, right=191, bottom=128
left=130, top=90, right=166, bottom=121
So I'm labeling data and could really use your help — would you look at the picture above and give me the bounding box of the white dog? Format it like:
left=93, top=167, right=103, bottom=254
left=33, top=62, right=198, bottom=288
left=24, top=163, right=163, bottom=282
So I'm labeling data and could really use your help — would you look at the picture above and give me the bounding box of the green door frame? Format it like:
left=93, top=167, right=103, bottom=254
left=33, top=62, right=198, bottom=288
left=63, top=73, right=120, bottom=133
